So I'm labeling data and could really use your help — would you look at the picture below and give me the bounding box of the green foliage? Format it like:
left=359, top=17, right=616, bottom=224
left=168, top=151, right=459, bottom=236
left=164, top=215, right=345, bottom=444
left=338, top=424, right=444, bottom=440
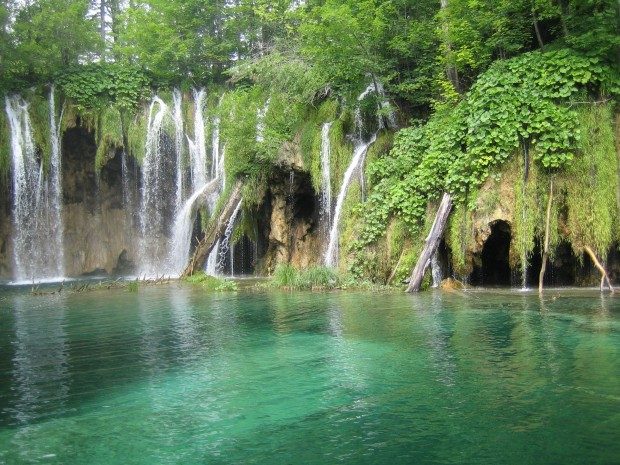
left=270, top=264, right=340, bottom=290
left=512, top=159, right=544, bottom=272
left=260, top=92, right=304, bottom=161
left=564, top=103, right=618, bottom=257
left=447, top=201, right=475, bottom=277
left=220, top=87, right=262, bottom=182
left=28, top=93, right=52, bottom=168
left=126, top=281, right=139, bottom=292
left=127, top=111, right=148, bottom=162
left=183, top=272, right=238, bottom=291
left=0, top=111, right=10, bottom=180
left=95, top=107, right=124, bottom=171
left=3, top=0, right=100, bottom=90
left=356, top=49, right=617, bottom=255
left=271, top=264, right=299, bottom=288
left=301, top=99, right=339, bottom=191
left=57, top=64, right=149, bottom=111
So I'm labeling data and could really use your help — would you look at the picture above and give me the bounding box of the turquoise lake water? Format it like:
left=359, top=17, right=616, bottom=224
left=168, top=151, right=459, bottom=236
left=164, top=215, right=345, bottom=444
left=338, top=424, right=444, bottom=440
left=0, top=285, right=618, bottom=464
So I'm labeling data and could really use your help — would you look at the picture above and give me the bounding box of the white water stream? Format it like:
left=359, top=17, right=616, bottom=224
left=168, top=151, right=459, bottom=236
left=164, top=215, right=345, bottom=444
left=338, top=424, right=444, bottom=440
left=5, top=90, right=65, bottom=282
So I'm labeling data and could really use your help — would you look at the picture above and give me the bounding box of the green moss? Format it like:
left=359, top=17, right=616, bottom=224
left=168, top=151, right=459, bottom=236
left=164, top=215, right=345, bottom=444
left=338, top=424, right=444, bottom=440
left=28, top=93, right=51, bottom=168
left=95, top=106, right=124, bottom=170
left=512, top=154, right=544, bottom=272
left=365, top=131, right=393, bottom=168
left=563, top=103, right=618, bottom=257
left=340, top=180, right=363, bottom=272
left=60, top=104, right=80, bottom=133
left=0, top=111, right=10, bottom=181
left=220, top=87, right=262, bottom=182
left=127, top=108, right=148, bottom=162
left=447, top=193, right=476, bottom=278
left=329, top=117, right=354, bottom=196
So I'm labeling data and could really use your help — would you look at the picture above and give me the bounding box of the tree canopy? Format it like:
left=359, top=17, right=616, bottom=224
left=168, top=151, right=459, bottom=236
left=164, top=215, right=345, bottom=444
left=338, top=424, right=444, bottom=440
left=1, top=0, right=617, bottom=111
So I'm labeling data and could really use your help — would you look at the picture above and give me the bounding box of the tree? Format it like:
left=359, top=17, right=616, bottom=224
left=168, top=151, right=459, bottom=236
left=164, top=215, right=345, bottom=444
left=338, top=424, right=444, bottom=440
left=9, top=0, right=100, bottom=84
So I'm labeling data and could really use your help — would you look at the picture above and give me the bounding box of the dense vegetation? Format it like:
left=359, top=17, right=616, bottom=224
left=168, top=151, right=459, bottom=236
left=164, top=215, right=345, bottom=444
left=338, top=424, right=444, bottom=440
left=1, top=0, right=619, bottom=282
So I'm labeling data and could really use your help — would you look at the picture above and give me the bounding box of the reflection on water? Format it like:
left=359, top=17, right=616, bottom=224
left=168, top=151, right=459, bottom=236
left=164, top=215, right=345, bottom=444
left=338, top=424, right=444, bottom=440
left=0, top=287, right=618, bottom=464
left=11, top=296, right=69, bottom=425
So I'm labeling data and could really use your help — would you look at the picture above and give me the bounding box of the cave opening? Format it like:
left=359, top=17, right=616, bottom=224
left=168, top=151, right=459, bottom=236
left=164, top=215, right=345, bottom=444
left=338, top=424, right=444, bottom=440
left=471, top=220, right=512, bottom=286
left=527, top=240, right=582, bottom=287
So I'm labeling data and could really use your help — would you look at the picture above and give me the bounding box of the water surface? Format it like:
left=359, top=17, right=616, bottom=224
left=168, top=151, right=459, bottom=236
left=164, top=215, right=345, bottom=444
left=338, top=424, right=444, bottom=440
left=0, top=286, right=618, bottom=464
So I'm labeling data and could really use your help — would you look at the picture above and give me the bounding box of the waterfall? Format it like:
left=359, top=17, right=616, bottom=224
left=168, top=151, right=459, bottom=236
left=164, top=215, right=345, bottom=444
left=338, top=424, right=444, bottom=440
left=48, top=87, right=65, bottom=278
left=172, top=89, right=185, bottom=208
left=138, top=96, right=169, bottom=277
left=256, top=98, right=270, bottom=142
left=431, top=252, right=443, bottom=288
left=358, top=80, right=397, bottom=130
left=168, top=95, right=228, bottom=277
left=320, top=122, right=333, bottom=238
left=166, top=179, right=220, bottom=275
left=5, top=92, right=64, bottom=282
left=323, top=134, right=377, bottom=268
left=205, top=239, right=220, bottom=276
left=190, top=89, right=208, bottom=192
left=216, top=201, right=242, bottom=275
left=323, top=81, right=394, bottom=268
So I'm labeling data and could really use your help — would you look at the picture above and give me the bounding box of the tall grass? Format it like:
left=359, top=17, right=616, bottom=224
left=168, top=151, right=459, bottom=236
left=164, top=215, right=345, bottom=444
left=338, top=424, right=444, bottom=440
left=271, top=264, right=340, bottom=290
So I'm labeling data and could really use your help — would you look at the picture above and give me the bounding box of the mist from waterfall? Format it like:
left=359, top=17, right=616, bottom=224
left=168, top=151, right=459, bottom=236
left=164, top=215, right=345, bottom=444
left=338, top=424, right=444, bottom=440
left=5, top=91, right=65, bottom=282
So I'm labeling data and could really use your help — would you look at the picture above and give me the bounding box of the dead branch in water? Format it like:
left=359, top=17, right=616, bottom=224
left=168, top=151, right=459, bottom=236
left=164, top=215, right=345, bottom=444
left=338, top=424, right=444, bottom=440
left=539, top=178, right=554, bottom=294
left=584, top=246, right=614, bottom=293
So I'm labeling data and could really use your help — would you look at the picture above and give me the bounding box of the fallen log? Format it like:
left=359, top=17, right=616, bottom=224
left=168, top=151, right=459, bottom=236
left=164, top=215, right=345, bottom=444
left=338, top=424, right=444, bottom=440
left=182, top=182, right=243, bottom=277
left=407, top=193, right=453, bottom=292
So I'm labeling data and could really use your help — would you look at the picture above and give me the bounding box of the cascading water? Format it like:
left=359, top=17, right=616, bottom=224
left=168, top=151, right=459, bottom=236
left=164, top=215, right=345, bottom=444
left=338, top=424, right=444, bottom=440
left=323, top=82, right=395, bottom=268
left=166, top=90, right=230, bottom=277
left=323, top=134, right=377, bottom=268
left=138, top=97, right=169, bottom=277
left=5, top=91, right=65, bottom=282
left=189, top=89, right=208, bottom=192
left=215, top=201, right=242, bottom=275
left=256, top=98, right=270, bottom=143
left=205, top=239, right=220, bottom=276
left=48, top=87, right=65, bottom=278
left=204, top=148, right=228, bottom=277
left=172, top=89, right=185, bottom=207
left=320, top=122, right=333, bottom=239
left=167, top=179, right=220, bottom=275
left=430, top=252, right=443, bottom=288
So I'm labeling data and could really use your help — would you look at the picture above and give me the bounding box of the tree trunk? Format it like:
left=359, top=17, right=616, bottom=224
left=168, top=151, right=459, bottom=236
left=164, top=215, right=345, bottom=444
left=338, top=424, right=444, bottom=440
left=539, top=178, right=553, bottom=294
left=439, top=0, right=461, bottom=94
left=533, top=11, right=545, bottom=49
left=99, top=0, right=106, bottom=45
left=182, top=182, right=243, bottom=277
left=407, top=193, right=453, bottom=292
left=584, top=246, right=614, bottom=293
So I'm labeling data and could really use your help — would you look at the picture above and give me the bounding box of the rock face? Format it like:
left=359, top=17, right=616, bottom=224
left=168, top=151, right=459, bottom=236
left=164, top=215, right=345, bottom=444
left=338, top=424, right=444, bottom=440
left=260, top=167, right=322, bottom=273
left=0, top=126, right=139, bottom=279
left=61, top=127, right=137, bottom=277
